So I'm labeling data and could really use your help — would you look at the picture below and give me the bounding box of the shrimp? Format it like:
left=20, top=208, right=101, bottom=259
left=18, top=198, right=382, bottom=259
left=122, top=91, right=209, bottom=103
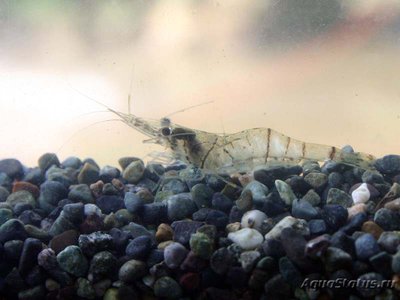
left=92, top=99, right=376, bottom=173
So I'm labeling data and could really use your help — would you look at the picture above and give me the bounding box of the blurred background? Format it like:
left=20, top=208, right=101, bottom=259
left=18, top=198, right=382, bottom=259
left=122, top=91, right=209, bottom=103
left=1, top=0, right=400, bottom=167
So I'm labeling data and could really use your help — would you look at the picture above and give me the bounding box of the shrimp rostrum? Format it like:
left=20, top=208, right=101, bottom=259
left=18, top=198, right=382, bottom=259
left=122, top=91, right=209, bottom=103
left=105, top=106, right=376, bottom=173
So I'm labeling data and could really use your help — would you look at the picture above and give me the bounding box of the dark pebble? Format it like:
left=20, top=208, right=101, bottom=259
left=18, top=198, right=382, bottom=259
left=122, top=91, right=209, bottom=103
left=375, top=154, right=400, bottom=175
left=4, top=239, right=24, bottom=262
left=18, top=238, right=43, bottom=276
left=99, top=165, right=120, bottom=183
left=124, top=192, right=143, bottom=214
left=49, top=229, right=79, bottom=254
left=171, top=220, right=203, bottom=246
left=340, top=212, right=368, bottom=235
left=378, top=231, right=400, bottom=253
left=38, top=153, right=60, bottom=171
left=125, top=235, right=152, bottom=259
left=0, top=158, right=24, bottom=180
left=142, top=202, right=168, bottom=225
left=61, top=156, right=82, bottom=169
left=96, top=195, right=124, bottom=214
left=279, top=256, right=303, bottom=287
left=369, top=251, right=393, bottom=278
left=0, top=219, right=27, bottom=243
left=191, top=183, right=214, bottom=209
left=322, top=204, right=348, bottom=231
left=357, top=272, right=384, bottom=297
left=68, top=184, right=93, bottom=204
left=291, top=198, right=319, bottom=220
left=38, top=181, right=68, bottom=214
left=211, top=192, right=233, bottom=213
left=330, top=231, right=355, bottom=257
left=19, top=210, right=42, bottom=226
left=355, top=233, right=380, bottom=261
left=322, top=246, right=352, bottom=272
left=78, top=232, right=113, bottom=256
left=210, top=247, right=234, bottom=275
left=374, top=208, right=400, bottom=231
left=192, top=208, right=228, bottom=230
left=308, top=219, right=328, bottom=236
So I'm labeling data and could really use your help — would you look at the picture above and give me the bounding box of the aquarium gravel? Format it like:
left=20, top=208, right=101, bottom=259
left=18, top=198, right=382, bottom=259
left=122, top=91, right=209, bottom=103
left=0, top=151, right=400, bottom=299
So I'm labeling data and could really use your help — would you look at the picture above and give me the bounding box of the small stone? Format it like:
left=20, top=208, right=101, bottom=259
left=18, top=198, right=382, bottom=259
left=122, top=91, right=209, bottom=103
left=351, top=183, right=370, bottom=204
left=228, top=228, right=264, bottom=250
left=374, top=208, right=400, bottom=231
left=37, top=248, right=57, bottom=270
left=304, top=172, right=327, bottom=191
left=190, top=232, right=213, bottom=259
left=308, top=219, right=328, bottom=236
left=164, top=242, right=188, bottom=269
left=76, top=277, right=95, bottom=299
left=261, top=239, right=285, bottom=258
left=392, top=251, right=400, bottom=273
left=19, top=210, right=41, bottom=226
left=322, top=204, right=348, bottom=231
left=264, top=216, right=309, bottom=240
left=7, top=190, right=36, bottom=210
left=210, top=247, right=234, bottom=275
left=45, top=278, right=60, bottom=291
left=93, top=279, right=111, bottom=298
left=124, top=192, right=143, bottom=214
left=84, top=203, right=102, bottom=217
left=38, top=153, right=60, bottom=171
left=378, top=232, right=400, bottom=254
left=80, top=213, right=104, bottom=234
left=57, top=245, right=88, bottom=277
left=49, top=229, right=79, bottom=254
left=355, top=233, right=380, bottom=261
left=305, top=234, right=331, bottom=258
left=0, top=218, right=27, bottom=243
left=369, top=251, right=393, bottom=278
left=0, top=158, right=24, bottom=179
left=240, top=250, right=260, bottom=272
left=118, top=259, right=146, bottom=283
left=193, top=208, right=229, bottom=230
left=340, top=212, right=368, bottom=235
left=167, top=193, right=197, bottom=221
left=88, top=251, right=117, bottom=281
left=142, top=202, right=168, bottom=225
left=357, top=272, right=384, bottom=297
left=62, top=202, right=84, bottom=224
left=123, top=160, right=145, bottom=183
left=172, top=220, right=204, bottom=246
left=78, top=162, right=100, bottom=184
left=212, top=192, right=233, bottom=213
left=322, top=246, right=352, bottom=272
left=361, top=221, right=383, bottom=240
left=38, top=181, right=68, bottom=214
left=385, top=198, right=400, bottom=211
left=25, top=224, right=50, bottom=241
left=191, top=183, right=213, bottom=209
left=241, top=210, right=267, bottom=230
left=347, top=203, right=366, bottom=219
left=375, top=154, right=400, bottom=175
left=326, top=188, right=353, bottom=208
left=61, top=156, right=82, bottom=169
left=68, top=184, right=94, bottom=204
left=12, top=181, right=40, bottom=199
left=0, top=186, right=10, bottom=202
left=125, top=235, right=152, bottom=259
left=291, top=199, right=319, bottom=220
left=156, top=223, right=174, bottom=243
left=0, top=208, right=12, bottom=225
left=49, top=214, right=75, bottom=236
left=154, top=276, right=182, bottom=299
left=279, top=256, right=303, bottom=287
left=96, top=195, right=124, bottom=214
left=99, top=165, right=120, bottom=183
left=18, top=238, right=43, bottom=276
left=275, top=179, right=296, bottom=205
left=79, top=232, right=113, bottom=256
left=301, top=189, right=321, bottom=206
left=241, top=180, right=269, bottom=207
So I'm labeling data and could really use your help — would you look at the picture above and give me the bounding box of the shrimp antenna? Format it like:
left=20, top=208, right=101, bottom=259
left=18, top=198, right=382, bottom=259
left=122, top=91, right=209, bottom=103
left=128, top=64, right=135, bottom=115
left=165, top=100, right=214, bottom=118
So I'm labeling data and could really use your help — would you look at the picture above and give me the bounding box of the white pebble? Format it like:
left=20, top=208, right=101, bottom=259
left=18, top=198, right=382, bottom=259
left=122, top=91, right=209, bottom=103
left=84, top=203, right=102, bottom=217
left=241, top=210, right=268, bottom=231
left=228, top=228, right=264, bottom=250
left=351, top=183, right=370, bottom=204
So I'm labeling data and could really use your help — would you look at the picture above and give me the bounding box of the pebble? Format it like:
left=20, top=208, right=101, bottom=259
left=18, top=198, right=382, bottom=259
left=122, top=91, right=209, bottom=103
left=68, top=184, right=94, bottom=204
left=228, top=228, right=263, bottom=250
left=154, top=276, right=182, bottom=299
left=76, top=277, right=95, bottom=299
left=125, top=235, right=152, bottom=259
left=49, top=229, right=79, bottom=254
left=78, top=162, right=100, bottom=185
left=326, top=187, right=353, bottom=208
left=355, top=233, right=380, bottom=261
left=361, top=220, right=383, bottom=240
left=322, top=246, right=352, bottom=272
left=166, top=193, right=196, bottom=221
left=264, top=216, right=309, bottom=240
left=378, top=231, right=400, bottom=253
left=155, top=223, right=174, bottom=243
left=124, top=192, right=143, bottom=214
left=96, top=195, right=124, bottom=214
left=212, top=192, right=233, bottom=213
left=0, top=208, right=12, bottom=225
left=308, top=219, right=328, bottom=236
left=340, top=212, right=367, bottom=235
left=0, top=218, right=27, bottom=243
left=122, top=160, right=145, bottom=183
left=275, top=179, right=296, bottom=205
left=164, top=242, right=188, bottom=269
left=241, top=180, right=269, bottom=207
left=374, top=208, right=400, bottom=231
left=241, top=209, right=267, bottom=230
left=279, top=256, right=303, bottom=287
left=38, top=181, right=68, bottom=214
left=351, top=183, right=371, bottom=204
left=322, top=204, right=348, bottom=231
left=57, top=245, right=88, bottom=277
left=190, top=232, right=213, bottom=259
left=12, top=181, right=40, bottom=198
left=301, top=189, right=321, bottom=206
left=384, top=198, right=400, bottom=211
left=240, top=250, right=260, bottom=272
left=0, top=186, right=10, bottom=202
left=79, top=232, right=113, bottom=256
left=7, top=190, right=36, bottom=210
left=357, top=272, right=385, bottom=297
left=374, top=154, right=400, bottom=174
left=0, top=158, right=24, bottom=179
left=210, top=247, right=234, bottom=275
left=88, top=251, right=117, bottom=282
left=304, top=172, right=327, bottom=191
left=191, top=183, right=214, bottom=209
left=291, top=198, right=319, bottom=220
left=118, top=259, right=146, bottom=283
left=347, top=203, right=366, bottom=219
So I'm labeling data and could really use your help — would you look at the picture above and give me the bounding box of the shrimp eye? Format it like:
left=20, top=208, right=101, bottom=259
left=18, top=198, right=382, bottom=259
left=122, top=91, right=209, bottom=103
left=161, top=127, right=172, bottom=136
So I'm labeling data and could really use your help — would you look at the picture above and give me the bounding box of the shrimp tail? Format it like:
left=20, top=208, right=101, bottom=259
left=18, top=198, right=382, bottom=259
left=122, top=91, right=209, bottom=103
left=333, top=151, right=376, bottom=170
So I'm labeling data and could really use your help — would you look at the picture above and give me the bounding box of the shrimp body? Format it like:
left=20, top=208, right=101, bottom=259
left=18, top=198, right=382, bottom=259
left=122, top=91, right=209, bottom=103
left=91, top=100, right=375, bottom=173
left=164, top=126, right=375, bottom=173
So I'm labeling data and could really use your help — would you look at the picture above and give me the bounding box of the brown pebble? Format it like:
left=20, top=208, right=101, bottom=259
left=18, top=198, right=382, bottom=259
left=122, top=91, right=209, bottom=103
left=12, top=181, right=40, bottom=198
left=156, top=223, right=174, bottom=243
left=384, top=198, right=400, bottom=211
left=49, top=229, right=79, bottom=254
left=111, top=178, right=124, bottom=191
left=361, top=221, right=383, bottom=240
left=137, top=188, right=154, bottom=203
left=80, top=214, right=104, bottom=234
left=90, top=180, right=104, bottom=198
